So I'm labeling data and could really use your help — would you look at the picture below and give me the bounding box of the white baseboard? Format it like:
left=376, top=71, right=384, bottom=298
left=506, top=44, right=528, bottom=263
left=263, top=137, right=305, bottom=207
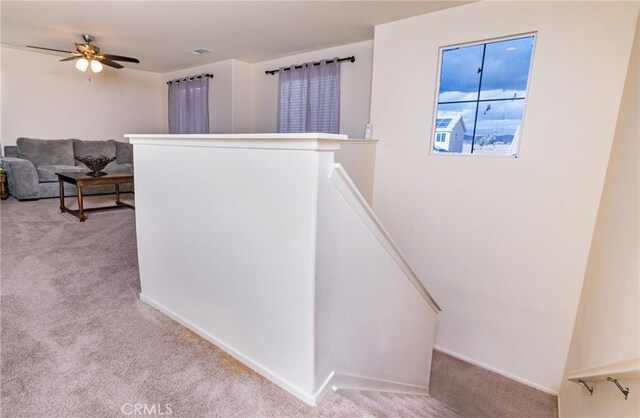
left=313, top=371, right=337, bottom=404
left=321, top=371, right=430, bottom=397
left=139, top=293, right=317, bottom=406
left=140, top=293, right=435, bottom=406
left=434, top=345, right=558, bottom=396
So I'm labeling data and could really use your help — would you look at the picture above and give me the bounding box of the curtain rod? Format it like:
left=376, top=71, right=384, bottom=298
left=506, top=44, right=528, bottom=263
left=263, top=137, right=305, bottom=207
left=167, top=74, right=213, bottom=85
left=265, top=56, right=355, bottom=75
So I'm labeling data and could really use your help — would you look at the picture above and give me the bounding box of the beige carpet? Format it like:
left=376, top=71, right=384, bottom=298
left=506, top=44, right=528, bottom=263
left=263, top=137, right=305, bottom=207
left=1, top=195, right=461, bottom=418
left=430, top=350, right=558, bottom=418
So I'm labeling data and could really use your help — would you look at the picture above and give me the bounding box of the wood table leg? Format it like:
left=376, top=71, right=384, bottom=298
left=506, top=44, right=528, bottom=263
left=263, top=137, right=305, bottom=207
left=59, top=179, right=65, bottom=212
left=77, top=185, right=86, bottom=222
left=115, top=183, right=121, bottom=205
left=0, top=173, right=8, bottom=200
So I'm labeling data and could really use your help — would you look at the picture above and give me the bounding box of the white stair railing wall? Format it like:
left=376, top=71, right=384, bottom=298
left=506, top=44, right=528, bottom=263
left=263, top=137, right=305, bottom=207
left=129, top=133, right=440, bottom=405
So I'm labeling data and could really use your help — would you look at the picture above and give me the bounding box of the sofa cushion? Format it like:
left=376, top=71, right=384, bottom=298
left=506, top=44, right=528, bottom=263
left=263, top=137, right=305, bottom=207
left=115, top=141, right=133, bottom=164
left=105, top=163, right=133, bottom=174
left=3, top=146, right=18, bottom=158
left=36, top=165, right=85, bottom=183
left=17, top=138, right=75, bottom=167
left=73, top=139, right=117, bottom=167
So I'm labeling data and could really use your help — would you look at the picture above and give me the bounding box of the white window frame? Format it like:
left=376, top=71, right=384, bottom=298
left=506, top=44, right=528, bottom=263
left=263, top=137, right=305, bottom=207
left=430, top=32, right=537, bottom=158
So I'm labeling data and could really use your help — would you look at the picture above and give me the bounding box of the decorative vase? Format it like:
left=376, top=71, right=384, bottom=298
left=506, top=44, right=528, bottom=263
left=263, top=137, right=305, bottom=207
left=74, top=156, right=116, bottom=177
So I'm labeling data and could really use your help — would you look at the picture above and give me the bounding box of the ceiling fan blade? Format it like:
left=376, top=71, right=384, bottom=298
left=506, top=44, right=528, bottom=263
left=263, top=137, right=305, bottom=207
left=59, top=56, right=79, bottom=62
left=98, top=58, right=124, bottom=69
left=100, top=53, right=140, bottom=64
left=27, top=45, right=75, bottom=54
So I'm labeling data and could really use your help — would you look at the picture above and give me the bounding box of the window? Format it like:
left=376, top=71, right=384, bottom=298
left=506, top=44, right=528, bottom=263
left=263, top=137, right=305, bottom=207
left=432, top=34, right=535, bottom=156
left=168, top=76, right=210, bottom=134
left=277, top=59, right=341, bottom=134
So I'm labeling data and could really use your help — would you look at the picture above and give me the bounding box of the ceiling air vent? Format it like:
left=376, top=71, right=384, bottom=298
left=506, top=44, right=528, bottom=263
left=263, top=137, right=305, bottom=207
left=188, top=48, right=213, bottom=56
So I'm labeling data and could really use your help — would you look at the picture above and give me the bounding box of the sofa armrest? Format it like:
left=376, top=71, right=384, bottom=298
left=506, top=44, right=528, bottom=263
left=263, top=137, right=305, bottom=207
left=0, top=157, right=40, bottom=200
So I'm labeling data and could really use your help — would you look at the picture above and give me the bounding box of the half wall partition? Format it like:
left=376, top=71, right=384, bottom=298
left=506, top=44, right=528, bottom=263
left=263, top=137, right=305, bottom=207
left=128, top=133, right=440, bottom=405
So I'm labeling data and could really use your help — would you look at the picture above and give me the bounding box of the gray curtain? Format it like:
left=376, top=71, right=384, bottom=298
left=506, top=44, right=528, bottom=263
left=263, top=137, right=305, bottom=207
left=168, top=76, right=209, bottom=134
left=277, top=59, right=340, bottom=134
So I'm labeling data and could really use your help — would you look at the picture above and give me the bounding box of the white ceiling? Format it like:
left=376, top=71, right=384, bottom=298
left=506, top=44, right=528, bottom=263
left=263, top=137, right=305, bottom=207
left=1, top=1, right=470, bottom=73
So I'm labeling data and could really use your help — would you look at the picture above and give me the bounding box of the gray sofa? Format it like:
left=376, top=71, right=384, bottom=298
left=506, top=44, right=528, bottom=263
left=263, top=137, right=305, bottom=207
left=1, top=138, right=133, bottom=200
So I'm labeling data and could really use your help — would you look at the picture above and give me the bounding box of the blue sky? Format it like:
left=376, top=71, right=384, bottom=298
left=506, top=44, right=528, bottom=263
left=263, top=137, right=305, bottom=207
left=439, top=36, right=534, bottom=97
left=436, top=36, right=534, bottom=142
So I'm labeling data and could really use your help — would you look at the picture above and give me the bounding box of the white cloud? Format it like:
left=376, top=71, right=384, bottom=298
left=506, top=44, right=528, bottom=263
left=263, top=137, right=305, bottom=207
left=475, top=118, right=522, bottom=136
left=439, top=91, right=477, bottom=102
left=438, top=89, right=526, bottom=102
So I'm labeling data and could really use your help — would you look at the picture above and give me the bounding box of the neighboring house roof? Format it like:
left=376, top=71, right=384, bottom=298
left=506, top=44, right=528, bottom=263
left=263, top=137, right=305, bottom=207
left=435, top=115, right=466, bottom=132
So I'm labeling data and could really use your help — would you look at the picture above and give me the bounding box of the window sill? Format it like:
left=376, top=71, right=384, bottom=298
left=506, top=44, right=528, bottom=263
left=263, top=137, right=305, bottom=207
left=430, top=152, right=518, bottom=159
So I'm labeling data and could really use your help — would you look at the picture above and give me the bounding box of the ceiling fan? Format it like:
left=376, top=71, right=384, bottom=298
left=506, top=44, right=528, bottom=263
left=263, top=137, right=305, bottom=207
left=27, top=35, right=140, bottom=73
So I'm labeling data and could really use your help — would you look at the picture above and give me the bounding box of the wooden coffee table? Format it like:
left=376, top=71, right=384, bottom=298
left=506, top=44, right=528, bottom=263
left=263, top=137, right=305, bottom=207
left=56, top=171, right=134, bottom=222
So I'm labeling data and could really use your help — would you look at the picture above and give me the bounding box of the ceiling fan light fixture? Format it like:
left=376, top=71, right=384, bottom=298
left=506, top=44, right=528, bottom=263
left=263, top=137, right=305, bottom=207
left=28, top=36, right=139, bottom=72
left=75, top=58, right=89, bottom=72
left=90, top=59, right=103, bottom=73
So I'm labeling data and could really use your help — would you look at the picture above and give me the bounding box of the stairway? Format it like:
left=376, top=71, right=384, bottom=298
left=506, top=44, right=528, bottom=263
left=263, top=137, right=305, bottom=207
left=329, top=389, right=464, bottom=417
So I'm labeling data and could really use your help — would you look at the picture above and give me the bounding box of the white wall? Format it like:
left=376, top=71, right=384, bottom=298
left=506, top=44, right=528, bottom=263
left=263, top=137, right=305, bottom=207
left=1, top=46, right=163, bottom=147
left=131, top=135, right=326, bottom=403
left=231, top=59, right=252, bottom=133
left=315, top=160, right=438, bottom=392
left=250, top=40, right=373, bottom=138
left=369, top=1, right=639, bottom=393
left=161, top=59, right=234, bottom=133
left=157, top=40, right=373, bottom=137
left=333, top=141, right=377, bottom=204
left=558, top=16, right=639, bottom=418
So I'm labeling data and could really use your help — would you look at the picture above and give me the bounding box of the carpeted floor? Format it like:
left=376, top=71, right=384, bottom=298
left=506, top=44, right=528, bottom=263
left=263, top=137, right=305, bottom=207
left=1, top=195, right=461, bottom=418
left=430, top=350, right=558, bottom=418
